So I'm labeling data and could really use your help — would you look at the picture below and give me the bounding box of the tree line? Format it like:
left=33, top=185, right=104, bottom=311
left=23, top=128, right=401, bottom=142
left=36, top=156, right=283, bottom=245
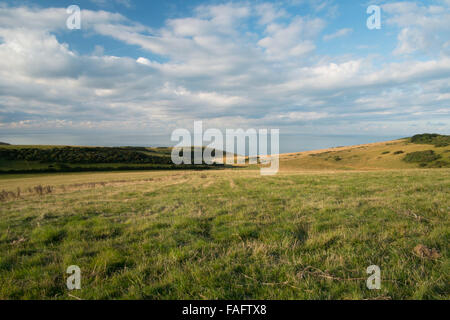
left=0, top=147, right=173, bottom=164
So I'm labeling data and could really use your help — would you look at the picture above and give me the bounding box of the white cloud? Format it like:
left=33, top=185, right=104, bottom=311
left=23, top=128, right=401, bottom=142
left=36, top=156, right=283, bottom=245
left=323, top=28, right=352, bottom=41
left=258, top=17, right=325, bottom=60
left=0, top=1, right=449, bottom=141
left=255, top=3, right=287, bottom=24
left=383, top=1, right=450, bottom=55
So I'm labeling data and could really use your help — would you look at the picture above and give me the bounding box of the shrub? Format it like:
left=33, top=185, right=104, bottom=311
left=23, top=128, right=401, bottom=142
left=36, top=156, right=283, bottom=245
left=381, top=151, right=390, bottom=154
left=429, top=160, right=450, bottom=168
left=393, top=151, right=404, bottom=155
left=410, top=134, right=450, bottom=147
left=403, top=150, right=441, bottom=163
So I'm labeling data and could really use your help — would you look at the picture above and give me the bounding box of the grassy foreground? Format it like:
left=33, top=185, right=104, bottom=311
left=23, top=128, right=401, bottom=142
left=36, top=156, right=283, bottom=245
left=0, top=169, right=449, bottom=299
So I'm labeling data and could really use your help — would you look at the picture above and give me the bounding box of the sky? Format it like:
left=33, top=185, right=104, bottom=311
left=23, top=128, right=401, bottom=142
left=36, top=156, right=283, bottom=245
left=0, top=0, right=449, bottom=152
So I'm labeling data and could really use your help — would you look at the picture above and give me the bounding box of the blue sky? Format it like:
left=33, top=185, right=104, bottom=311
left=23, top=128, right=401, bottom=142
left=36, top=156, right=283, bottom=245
left=0, top=0, right=449, bottom=152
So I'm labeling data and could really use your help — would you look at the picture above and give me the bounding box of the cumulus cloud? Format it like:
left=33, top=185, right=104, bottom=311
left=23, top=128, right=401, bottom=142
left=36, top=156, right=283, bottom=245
left=0, top=1, right=449, bottom=145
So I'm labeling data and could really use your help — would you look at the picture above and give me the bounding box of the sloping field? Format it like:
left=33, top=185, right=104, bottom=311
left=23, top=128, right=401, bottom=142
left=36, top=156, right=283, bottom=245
left=278, top=138, right=450, bottom=171
left=0, top=168, right=448, bottom=299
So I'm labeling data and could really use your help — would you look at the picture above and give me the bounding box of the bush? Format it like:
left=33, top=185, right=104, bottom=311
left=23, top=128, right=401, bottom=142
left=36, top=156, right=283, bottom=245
left=428, top=160, right=450, bottom=168
left=410, top=134, right=450, bottom=147
left=393, top=151, right=404, bottom=155
left=403, top=150, right=441, bottom=163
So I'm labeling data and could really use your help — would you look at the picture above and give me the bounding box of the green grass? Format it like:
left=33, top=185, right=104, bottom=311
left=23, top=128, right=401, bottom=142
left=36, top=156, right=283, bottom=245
left=0, top=169, right=448, bottom=299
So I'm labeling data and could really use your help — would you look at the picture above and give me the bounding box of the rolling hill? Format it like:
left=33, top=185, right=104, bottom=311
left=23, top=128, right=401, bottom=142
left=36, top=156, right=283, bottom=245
left=0, top=134, right=448, bottom=173
left=277, top=134, right=450, bottom=171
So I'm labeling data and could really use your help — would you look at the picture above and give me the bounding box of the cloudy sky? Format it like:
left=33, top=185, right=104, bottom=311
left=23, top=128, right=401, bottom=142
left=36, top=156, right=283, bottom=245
left=0, top=0, right=449, bottom=152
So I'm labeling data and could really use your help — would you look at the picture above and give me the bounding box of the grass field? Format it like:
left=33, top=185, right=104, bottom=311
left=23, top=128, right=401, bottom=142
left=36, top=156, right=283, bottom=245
left=0, top=167, right=448, bottom=299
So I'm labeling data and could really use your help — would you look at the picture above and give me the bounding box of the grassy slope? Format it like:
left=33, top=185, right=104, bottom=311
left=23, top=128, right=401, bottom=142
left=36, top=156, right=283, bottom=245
left=0, top=169, right=448, bottom=299
left=278, top=138, right=450, bottom=171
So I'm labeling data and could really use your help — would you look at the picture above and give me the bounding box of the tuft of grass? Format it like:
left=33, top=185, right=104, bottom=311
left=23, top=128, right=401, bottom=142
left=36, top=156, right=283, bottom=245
left=93, top=249, right=131, bottom=276
left=31, top=226, right=66, bottom=244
